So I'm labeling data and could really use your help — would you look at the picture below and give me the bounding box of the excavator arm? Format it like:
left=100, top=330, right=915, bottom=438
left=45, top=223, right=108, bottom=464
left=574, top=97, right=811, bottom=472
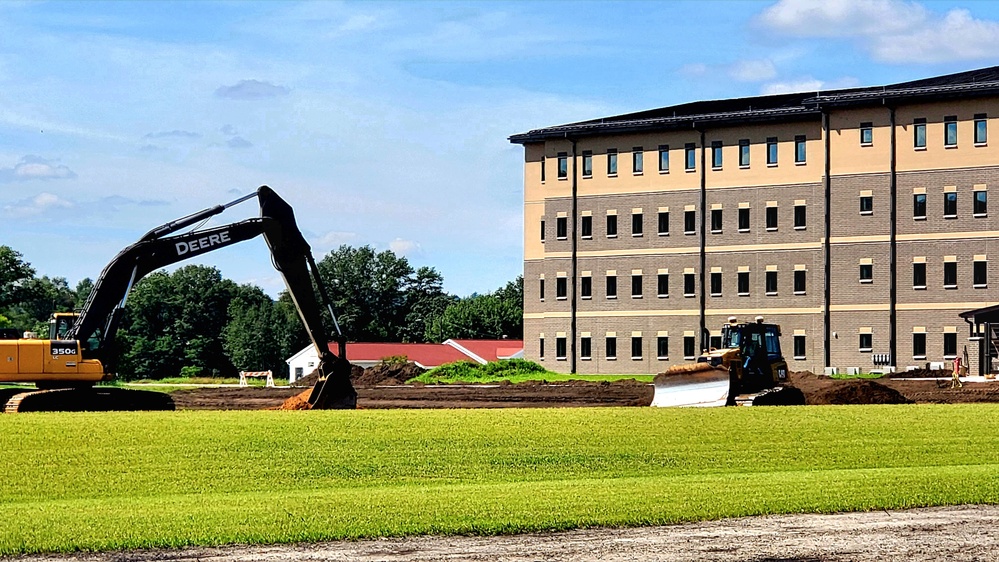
left=68, top=185, right=356, bottom=409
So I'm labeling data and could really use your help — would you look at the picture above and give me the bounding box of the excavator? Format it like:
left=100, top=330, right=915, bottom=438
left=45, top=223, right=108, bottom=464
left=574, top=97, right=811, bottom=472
left=651, top=316, right=805, bottom=407
left=0, top=186, right=356, bottom=413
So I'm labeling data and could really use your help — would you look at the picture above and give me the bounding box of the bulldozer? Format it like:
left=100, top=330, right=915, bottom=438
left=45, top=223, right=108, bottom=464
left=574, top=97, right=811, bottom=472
left=0, top=186, right=356, bottom=413
left=651, top=316, right=805, bottom=407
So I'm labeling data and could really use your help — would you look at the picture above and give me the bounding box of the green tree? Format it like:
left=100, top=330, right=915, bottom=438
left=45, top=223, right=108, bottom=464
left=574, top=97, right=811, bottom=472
left=426, top=293, right=522, bottom=341
left=117, top=266, right=239, bottom=380
left=223, top=284, right=289, bottom=376
left=5, top=276, right=76, bottom=335
left=317, top=245, right=452, bottom=342
left=0, top=246, right=35, bottom=312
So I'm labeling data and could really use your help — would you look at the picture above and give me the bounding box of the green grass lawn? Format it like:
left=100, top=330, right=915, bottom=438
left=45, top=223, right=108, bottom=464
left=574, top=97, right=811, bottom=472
left=1, top=405, right=998, bottom=554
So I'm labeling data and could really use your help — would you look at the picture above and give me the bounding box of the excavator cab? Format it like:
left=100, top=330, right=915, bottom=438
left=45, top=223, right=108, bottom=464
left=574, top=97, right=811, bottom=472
left=651, top=317, right=801, bottom=407
left=49, top=313, right=77, bottom=341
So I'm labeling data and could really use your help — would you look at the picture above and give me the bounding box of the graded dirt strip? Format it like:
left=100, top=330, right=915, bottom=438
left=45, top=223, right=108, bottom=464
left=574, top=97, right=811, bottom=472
left=16, top=505, right=999, bottom=562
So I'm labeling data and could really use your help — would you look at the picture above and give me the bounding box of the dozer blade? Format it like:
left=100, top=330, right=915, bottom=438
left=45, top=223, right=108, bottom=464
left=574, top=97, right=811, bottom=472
left=651, top=362, right=731, bottom=407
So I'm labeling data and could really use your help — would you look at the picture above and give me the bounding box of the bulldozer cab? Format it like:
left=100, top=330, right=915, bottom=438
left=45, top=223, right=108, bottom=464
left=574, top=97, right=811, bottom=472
left=732, top=322, right=784, bottom=394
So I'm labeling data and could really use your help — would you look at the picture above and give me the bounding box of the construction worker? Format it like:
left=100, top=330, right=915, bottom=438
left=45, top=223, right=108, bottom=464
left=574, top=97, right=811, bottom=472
left=952, top=356, right=964, bottom=389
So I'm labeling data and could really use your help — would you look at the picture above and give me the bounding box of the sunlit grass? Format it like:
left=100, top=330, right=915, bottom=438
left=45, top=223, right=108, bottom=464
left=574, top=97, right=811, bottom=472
left=1, top=405, right=997, bottom=554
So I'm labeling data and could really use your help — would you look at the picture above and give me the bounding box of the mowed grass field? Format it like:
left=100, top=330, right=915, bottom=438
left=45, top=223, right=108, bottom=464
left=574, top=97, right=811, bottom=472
left=2, top=405, right=999, bottom=555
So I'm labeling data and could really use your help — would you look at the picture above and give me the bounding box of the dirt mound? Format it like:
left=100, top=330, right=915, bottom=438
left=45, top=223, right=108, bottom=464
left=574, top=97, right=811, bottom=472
left=353, top=362, right=425, bottom=386
left=890, top=368, right=951, bottom=378
left=809, top=379, right=913, bottom=405
left=279, top=389, right=314, bottom=410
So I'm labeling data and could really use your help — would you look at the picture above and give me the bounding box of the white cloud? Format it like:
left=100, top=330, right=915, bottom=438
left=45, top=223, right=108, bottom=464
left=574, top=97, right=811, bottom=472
left=0, top=155, right=77, bottom=182
left=678, top=63, right=709, bottom=77
left=389, top=238, right=421, bottom=256
left=757, top=0, right=999, bottom=64
left=215, top=80, right=290, bottom=100
left=761, top=78, right=827, bottom=95
left=3, top=192, right=74, bottom=218
left=143, top=130, right=201, bottom=140
left=312, top=231, right=359, bottom=253
left=729, top=59, right=778, bottom=82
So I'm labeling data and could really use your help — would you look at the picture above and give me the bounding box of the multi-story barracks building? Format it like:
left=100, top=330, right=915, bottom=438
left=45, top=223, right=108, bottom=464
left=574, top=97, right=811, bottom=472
left=510, top=66, right=999, bottom=377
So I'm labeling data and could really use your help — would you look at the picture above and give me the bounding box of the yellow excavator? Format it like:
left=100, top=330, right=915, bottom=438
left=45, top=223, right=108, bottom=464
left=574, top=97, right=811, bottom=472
left=0, top=186, right=356, bottom=413
left=651, top=316, right=805, bottom=407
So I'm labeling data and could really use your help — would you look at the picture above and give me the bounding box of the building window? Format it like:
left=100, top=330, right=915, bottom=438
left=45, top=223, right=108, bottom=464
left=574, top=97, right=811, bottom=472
left=974, top=260, right=987, bottom=287
left=658, top=211, right=670, bottom=235
left=556, top=337, right=567, bottom=360
left=581, top=215, right=592, bottom=239
left=607, top=149, right=618, bottom=176
left=710, top=271, right=722, bottom=296
left=711, top=140, right=723, bottom=169
left=738, top=207, right=750, bottom=232
left=944, top=333, right=958, bottom=358
left=540, top=219, right=545, bottom=242
left=913, top=262, right=926, bottom=289
left=766, top=206, right=778, bottom=231
left=632, top=213, right=643, bottom=236
left=556, top=217, right=567, bottom=239
left=685, top=143, right=696, bottom=171
left=710, top=208, right=723, bottom=233
left=632, top=274, right=643, bottom=298
left=913, top=193, right=927, bottom=219
left=539, top=337, right=544, bottom=360
left=556, top=277, right=567, bottom=300
left=793, top=335, right=806, bottom=359
left=710, top=334, right=722, bottom=351
left=633, top=147, right=644, bottom=174
left=913, top=333, right=926, bottom=359
left=683, top=336, right=696, bottom=359
left=860, top=122, right=873, bottom=145
left=944, top=115, right=957, bottom=147
left=582, top=151, right=593, bottom=177
left=657, top=336, right=669, bottom=359
left=581, top=275, right=592, bottom=299
left=539, top=278, right=545, bottom=301
left=684, top=272, right=696, bottom=297
left=606, top=274, right=617, bottom=299
left=859, top=333, right=873, bottom=352
left=657, top=274, right=669, bottom=297
left=557, top=153, right=568, bottom=179
left=794, top=135, right=806, bottom=163
left=860, top=263, right=873, bottom=283
left=766, top=136, right=778, bottom=165
left=944, top=192, right=957, bottom=218
left=766, top=270, right=778, bottom=295
left=684, top=209, right=696, bottom=234
left=794, top=269, right=806, bottom=294
left=860, top=195, right=873, bottom=214
left=606, top=337, right=617, bottom=360
left=974, top=190, right=988, bottom=216
left=580, top=337, right=591, bottom=360
left=914, top=118, right=926, bottom=149
left=540, top=157, right=546, bottom=182
left=739, top=139, right=750, bottom=167
left=975, top=114, right=988, bottom=145
left=659, top=144, right=669, bottom=173
left=606, top=214, right=618, bottom=237
left=631, top=337, right=643, bottom=360
left=944, top=261, right=957, bottom=288
left=737, top=271, right=750, bottom=296
left=793, top=204, right=806, bottom=229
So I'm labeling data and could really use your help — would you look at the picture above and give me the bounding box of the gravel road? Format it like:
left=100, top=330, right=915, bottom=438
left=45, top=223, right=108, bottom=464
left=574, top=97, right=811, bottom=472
left=18, top=505, right=999, bottom=562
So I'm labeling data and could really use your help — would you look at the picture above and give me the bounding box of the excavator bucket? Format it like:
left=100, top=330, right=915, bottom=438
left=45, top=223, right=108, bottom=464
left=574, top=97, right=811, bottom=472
left=307, top=355, right=358, bottom=409
left=651, top=362, right=731, bottom=407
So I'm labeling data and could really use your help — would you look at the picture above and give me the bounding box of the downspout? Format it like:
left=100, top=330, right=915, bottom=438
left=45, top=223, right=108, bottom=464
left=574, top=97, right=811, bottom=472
left=698, top=127, right=707, bottom=351
left=888, top=106, right=898, bottom=370
left=570, top=138, right=578, bottom=374
left=822, top=110, right=832, bottom=369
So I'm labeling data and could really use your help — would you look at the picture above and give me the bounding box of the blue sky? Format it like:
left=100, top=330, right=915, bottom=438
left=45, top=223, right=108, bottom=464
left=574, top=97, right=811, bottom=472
left=3, top=0, right=999, bottom=297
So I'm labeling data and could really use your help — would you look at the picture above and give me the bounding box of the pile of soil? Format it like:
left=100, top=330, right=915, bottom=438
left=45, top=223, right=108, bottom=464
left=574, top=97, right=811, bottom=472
left=787, top=371, right=913, bottom=405
left=353, top=362, right=425, bottom=386
left=279, top=389, right=313, bottom=410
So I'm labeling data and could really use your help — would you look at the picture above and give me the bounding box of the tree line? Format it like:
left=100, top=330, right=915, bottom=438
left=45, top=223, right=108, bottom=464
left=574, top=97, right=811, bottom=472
left=0, top=244, right=522, bottom=380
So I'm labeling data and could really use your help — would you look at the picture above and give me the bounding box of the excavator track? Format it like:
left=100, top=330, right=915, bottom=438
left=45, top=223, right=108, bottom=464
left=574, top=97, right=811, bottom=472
left=3, top=387, right=175, bottom=413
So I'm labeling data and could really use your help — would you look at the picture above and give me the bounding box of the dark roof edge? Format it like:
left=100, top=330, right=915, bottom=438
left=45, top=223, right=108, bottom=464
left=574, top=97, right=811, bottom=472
left=805, top=80, right=999, bottom=108
left=509, top=107, right=819, bottom=144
